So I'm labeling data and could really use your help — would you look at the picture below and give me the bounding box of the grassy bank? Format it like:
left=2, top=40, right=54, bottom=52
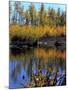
left=10, top=25, right=66, bottom=43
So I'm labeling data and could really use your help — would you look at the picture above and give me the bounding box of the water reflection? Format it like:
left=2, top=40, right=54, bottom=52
left=9, top=47, right=66, bottom=89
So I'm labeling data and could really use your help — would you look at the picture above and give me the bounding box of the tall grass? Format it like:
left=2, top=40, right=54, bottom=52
left=10, top=24, right=66, bottom=41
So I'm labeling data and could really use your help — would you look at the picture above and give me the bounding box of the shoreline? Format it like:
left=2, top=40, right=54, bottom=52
left=10, top=36, right=66, bottom=51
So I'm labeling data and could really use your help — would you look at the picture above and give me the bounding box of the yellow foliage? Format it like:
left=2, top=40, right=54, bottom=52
left=10, top=48, right=66, bottom=62
left=34, top=48, right=66, bottom=60
left=10, top=24, right=66, bottom=41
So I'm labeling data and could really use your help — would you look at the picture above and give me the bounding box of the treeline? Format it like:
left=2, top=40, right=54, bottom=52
left=9, top=2, right=66, bottom=27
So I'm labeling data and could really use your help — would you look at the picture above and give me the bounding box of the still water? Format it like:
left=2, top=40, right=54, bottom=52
left=9, top=47, right=66, bottom=89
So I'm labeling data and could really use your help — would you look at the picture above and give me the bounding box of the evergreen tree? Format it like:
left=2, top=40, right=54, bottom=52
left=39, top=3, right=46, bottom=26
left=29, top=3, right=36, bottom=26
left=25, top=10, right=29, bottom=25
left=9, top=1, right=12, bottom=24
left=10, top=2, right=66, bottom=27
left=47, top=7, right=56, bottom=27
left=56, top=8, right=61, bottom=27
left=60, top=11, right=66, bottom=26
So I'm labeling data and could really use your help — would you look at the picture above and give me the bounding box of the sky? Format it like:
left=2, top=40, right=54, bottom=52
left=10, top=1, right=66, bottom=12
left=22, top=2, right=66, bottom=12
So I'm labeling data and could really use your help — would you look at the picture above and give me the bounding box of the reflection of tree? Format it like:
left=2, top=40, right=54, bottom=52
left=11, top=61, right=22, bottom=82
left=38, top=58, right=45, bottom=73
left=10, top=47, right=66, bottom=87
left=27, top=56, right=33, bottom=81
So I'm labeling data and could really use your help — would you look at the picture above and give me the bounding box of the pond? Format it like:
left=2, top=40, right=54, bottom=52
left=9, top=47, right=66, bottom=89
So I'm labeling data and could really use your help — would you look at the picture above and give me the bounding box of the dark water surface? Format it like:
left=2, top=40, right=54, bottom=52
left=9, top=47, right=66, bottom=89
